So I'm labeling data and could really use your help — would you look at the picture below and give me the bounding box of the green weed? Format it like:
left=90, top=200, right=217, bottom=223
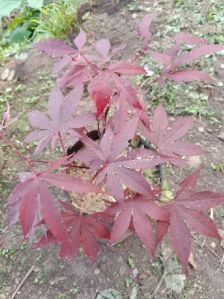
left=34, top=0, right=79, bottom=40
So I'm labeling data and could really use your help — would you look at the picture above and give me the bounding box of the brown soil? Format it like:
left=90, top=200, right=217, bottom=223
left=0, top=0, right=224, bottom=298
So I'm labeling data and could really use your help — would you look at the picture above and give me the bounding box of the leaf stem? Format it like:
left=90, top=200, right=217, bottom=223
left=159, top=164, right=163, bottom=188
left=137, top=134, right=155, bottom=150
left=151, top=270, right=167, bottom=298
left=80, top=52, right=98, bottom=76
left=32, top=159, right=49, bottom=164
left=90, top=165, right=105, bottom=183
left=137, top=134, right=163, bottom=188
left=58, top=132, right=66, bottom=155
left=0, top=132, right=33, bottom=173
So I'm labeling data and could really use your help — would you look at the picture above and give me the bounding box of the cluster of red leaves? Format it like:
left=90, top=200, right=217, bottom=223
left=4, top=14, right=224, bottom=274
left=137, top=14, right=224, bottom=84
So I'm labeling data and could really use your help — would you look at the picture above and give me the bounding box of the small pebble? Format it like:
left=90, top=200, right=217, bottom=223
left=7, top=69, right=15, bottom=81
left=1, top=69, right=10, bottom=81
left=198, top=127, right=205, bottom=133
left=210, top=242, right=216, bottom=248
left=94, top=268, right=101, bottom=275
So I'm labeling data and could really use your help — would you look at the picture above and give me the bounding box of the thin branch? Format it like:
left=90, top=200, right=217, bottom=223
left=0, top=132, right=33, bottom=172
left=58, top=132, right=66, bottom=155
left=137, top=134, right=155, bottom=150
left=151, top=271, right=166, bottom=298
left=80, top=52, right=98, bottom=75
left=137, top=134, right=163, bottom=188
left=31, top=159, right=49, bottom=164
left=90, top=165, right=105, bottom=182
left=159, top=164, right=163, bottom=188
left=10, top=265, right=35, bottom=299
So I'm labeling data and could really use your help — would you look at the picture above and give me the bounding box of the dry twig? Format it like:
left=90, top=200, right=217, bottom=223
left=10, top=265, right=35, bottom=299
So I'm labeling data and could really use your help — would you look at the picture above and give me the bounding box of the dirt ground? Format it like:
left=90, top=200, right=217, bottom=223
left=0, top=0, right=224, bottom=298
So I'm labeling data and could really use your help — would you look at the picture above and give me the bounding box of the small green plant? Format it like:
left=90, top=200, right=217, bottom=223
left=34, top=0, right=79, bottom=40
left=0, top=0, right=80, bottom=62
left=2, top=7, right=40, bottom=45
left=0, top=0, right=44, bottom=18
left=211, top=162, right=223, bottom=173
left=0, top=1, right=44, bottom=61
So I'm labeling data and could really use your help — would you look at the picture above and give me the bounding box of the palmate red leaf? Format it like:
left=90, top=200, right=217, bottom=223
left=8, top=176, right=68, bottom=242
left=110, top=204, right=132, bottom=243
left=35, top=28, right=145, bottom=116
left=174, top=44, right=224, bottom=66
left=58, top=64, right=90, bottom=88
left=35, top=229, right=57, bottom=248
left=111, top=73, right=143, bottom=109
left=154, top=170, right=224, bottom=273
left=88, top=71, right=112, bottom=117
left=167, top=201, right=222, bottom=273
left=25, top=85, right=95, bottom=154
left=40, top=173, right=99, bottom=193
left=53, top=56, right=72, bottom=74
left=95, top=39, right=111, bottom=62
left=75, top=116, right=164, bottom=196
left=34, top=39, right=75, bottom=57
left=38, top=186, right=67, bottom=242
left=108, top=104, right=127, bottom=134
left=110, top=195, right=167, bottom=253
left=37, top=203, right=112, bottom=261
left=8, top=177, right=33, bottom=206
left=148, top=33, right=224, bottom=84
left=177, top=191, right=224, bottom=211
left=149, top=51, right=172, bottom=67
left=114, top=166, right=152, bottom=196
left=88, top=63, right=145, bottom=117
left=133, top=207, right=155, bottom=253
left=165, top=69, right=215, bottom=83
left=175, top=167, right=201, bottom=198
left=154, top=221, right=169, bottom=250
left=180, top=208, right=220, bottom=239
left=174, top=32, right=208, bottom=46
left=144, top=105, right=204, bottom=163
left=164, top=32, right=207, bottom=65
left=111, top=116, right=139, bottom=158
left=109, top=62, right=146, bottom=76
left=19, top=183, right=39, bottom=237
left=7, top=162, right=99, bottom=242
left=74, top=29, right=87, bottom=51
left=169, top=207, right=192, bottom=272
left=137, top=13, right=156, bottom=49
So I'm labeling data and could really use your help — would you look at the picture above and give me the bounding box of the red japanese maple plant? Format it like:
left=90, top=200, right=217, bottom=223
left=2, top=14, right=224, bottom=273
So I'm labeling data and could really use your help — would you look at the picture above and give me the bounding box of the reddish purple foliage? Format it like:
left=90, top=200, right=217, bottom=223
left=2, top=15, right=224, bottom=273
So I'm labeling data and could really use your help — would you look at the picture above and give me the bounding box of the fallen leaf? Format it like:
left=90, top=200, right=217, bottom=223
left=164, top=273, right=186, bottom=294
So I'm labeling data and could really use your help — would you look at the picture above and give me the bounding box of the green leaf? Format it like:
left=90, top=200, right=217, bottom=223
left=96, top=289, right=123, bottom=299
left=127, top=257, right=135, bottom=269
left=0, top=0, right=22, bottom=18
left=164, top=274, right=186, bottom=294
left=9, top=24, right=31, bottom=44
left=27, top=0, right=44, bottom=9
left=160, top=180, right=173, bottom=203
left=129, top=286, right=138, bottom=299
